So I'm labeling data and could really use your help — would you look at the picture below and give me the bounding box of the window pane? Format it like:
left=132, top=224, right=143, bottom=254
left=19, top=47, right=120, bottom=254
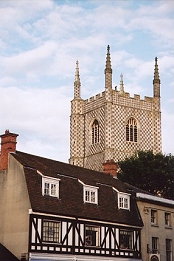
left=152, top=237, right=158, bottom=254
left=85, top=190, right=90, bottom=202
left=85, top=226, right=99, bottom=246
left=134, top=126, right=137, bottom=142
left=43, top=221, right=60, bottom=243
left=92, top=120, right=99, bottom=144
left=120, top=230, right=133, bottom=249
left=44, top=182, right=49, bottom=195
left=119, top=197, right=123, bottom=208
left=166, top=239, right=172, bottom=261
left=151, top=210, right=157, bottom=224
left=91, top=191, right=96, bottom=203
left=126, top=118, right=137, bottom=143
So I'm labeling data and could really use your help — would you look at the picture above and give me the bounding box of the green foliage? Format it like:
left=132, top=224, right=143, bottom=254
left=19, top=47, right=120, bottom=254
left=117, top=151, right=174, bottom=200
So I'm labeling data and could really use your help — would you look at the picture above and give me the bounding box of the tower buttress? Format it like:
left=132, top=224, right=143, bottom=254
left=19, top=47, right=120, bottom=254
left=104, top=45, right=112, bottom=101
left=153, top=57, right=160, bottom=97
left=74, top=60, right=81, bottom=99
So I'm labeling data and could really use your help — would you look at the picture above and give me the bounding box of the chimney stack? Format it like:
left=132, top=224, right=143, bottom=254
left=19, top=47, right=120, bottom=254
left=103, top=159, right=118, bottom=177
left=0, top=130, right=18, bottom=171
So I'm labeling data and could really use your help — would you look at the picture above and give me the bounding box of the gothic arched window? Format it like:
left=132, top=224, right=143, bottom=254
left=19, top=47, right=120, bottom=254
left=126, top=118, right=137, bottom=142
left=92, top=120, right=99, bottom=144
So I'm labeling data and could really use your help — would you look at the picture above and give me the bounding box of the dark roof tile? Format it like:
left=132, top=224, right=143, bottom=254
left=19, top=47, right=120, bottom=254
left=12, top=151, right=143, bottom=227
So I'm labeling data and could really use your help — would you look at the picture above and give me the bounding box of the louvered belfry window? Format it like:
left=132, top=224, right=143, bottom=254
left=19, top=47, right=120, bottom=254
left=92, top=120, right=99, bottom=144
left=126, top=118, right=137, bottom=142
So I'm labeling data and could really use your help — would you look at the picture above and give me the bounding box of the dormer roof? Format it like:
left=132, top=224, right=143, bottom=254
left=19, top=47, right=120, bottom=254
left=11, top=151, right=143, bottom=227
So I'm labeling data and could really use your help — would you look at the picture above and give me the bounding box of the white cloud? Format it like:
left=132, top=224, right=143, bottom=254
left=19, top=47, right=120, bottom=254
left=0, top=0, right=173, bottom=160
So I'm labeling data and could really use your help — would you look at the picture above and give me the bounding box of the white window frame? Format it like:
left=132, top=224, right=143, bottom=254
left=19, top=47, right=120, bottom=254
left=118, top=192, right=130, bottom=210
left=83, top=185, right=98, bottom=204
left=42, top=176, right=60, bottom=198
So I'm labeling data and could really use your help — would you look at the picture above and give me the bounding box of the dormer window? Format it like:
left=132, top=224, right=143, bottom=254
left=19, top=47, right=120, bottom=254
left=42, top=176, right=60, bottom=198
left=83, top=185, right=98, bottom=204
left=118, top=193, right=130, bottom=210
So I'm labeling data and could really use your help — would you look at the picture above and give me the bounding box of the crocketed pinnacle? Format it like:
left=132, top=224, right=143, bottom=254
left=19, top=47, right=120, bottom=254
left=74, top=60, right=81, bottom=98
left=120, top=73, right=124, bottom=93
left=105, top=45, right=112, bottom=74
left=153, top=57, right=160, bottom=84
left=75, top=60, right=80, bottom=83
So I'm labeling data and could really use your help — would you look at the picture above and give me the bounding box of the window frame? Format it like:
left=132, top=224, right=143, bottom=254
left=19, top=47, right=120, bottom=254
left=165, top=212, right=171, bottom=227
left=91, top=119, right=100, bottom=145
left=83, top=185, right=98, bottom=204
left=42, top=220, right=60, bottom=243
left=151, top=209, right=158, bottom=225
left=166, top=239, right=172, bottom=261
left=126, top=117, right=138, bottom=143
left=118, top=192, right=130, bottom=210
left=119, top=230, right=133, bottom=250
left=42, top=176, right=60, bottom=198
left=85, top=225, right=100, bottom=247
left=152, top=237, right=159, bottom=254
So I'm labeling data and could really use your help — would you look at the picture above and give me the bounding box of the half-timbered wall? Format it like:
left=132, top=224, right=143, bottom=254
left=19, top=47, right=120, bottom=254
left=29, top=214, right=141, bottom=259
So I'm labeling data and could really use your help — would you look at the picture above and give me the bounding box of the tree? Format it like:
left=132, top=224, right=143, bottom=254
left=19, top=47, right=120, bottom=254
left=117, top=151, right=174, bottom=200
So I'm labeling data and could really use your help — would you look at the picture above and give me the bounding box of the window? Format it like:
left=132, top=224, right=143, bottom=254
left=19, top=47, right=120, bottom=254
left=92, top=120, right=99, bottom=144
left=118, top=193, right=130, bottom=210
left=119, top=230, right=133, bottom=249
left=152, top=237, right=158, bottom=254
left=85, top=225, right=100, bottom=246
left=166, top=239, right=172, bottom=261
left=42, top=177, right=60, bottom=198
left=151, top=209, right=158, bottom=225
left=126, top=117, right=138, bottom=142
left=165, top=212, right=171, bottom=227
left=84, top=185, right=98, bottom=204
left=42, top=220, right=60, bottom=243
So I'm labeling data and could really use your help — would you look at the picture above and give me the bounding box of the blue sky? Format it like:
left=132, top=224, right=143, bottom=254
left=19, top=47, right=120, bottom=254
left=0, top=0, right=174, bottom=162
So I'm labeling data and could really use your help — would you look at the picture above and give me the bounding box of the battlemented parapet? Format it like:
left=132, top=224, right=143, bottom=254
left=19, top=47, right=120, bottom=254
left=70, top=46, right=161, bottom=171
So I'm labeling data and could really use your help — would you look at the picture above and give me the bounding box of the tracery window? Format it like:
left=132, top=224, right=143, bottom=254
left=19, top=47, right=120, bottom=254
left=126, top=118, right=137, bottom=142
left=92, top=120, right=99, bottom=144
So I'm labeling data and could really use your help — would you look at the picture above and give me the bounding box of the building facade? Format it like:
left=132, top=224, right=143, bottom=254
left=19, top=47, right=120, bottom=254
left=0, top=131, right=143, bottom=261
left=136, top=193, right=174, bottom=261
left=69, top=46, right=162, bottom=171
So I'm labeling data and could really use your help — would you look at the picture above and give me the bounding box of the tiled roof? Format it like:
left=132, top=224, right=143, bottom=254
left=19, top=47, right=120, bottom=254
left=0, top=244, right=19, bottom=261
left=12, top=151, right=143, bottom=227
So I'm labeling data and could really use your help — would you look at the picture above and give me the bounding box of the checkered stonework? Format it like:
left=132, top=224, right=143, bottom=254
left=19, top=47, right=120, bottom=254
left=70, top=53, right=162, bottom=172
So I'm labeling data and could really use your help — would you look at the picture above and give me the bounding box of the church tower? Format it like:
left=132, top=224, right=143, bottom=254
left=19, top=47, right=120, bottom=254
left=69, top=46, right=162, bottom=171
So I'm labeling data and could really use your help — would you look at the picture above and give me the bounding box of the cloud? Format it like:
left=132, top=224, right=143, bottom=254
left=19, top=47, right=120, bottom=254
left=0, top=85, right=71, bottom=161
left=0, top=0, right=173, bottom=160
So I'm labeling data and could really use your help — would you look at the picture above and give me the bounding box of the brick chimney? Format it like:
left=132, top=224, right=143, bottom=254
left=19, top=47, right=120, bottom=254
left=103, top=159, right=118, bottom=177
left=0, top=130, right=18, bottom=170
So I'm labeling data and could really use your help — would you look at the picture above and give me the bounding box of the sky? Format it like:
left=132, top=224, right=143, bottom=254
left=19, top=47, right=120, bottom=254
left=0, top=0, right=174, bottom=163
